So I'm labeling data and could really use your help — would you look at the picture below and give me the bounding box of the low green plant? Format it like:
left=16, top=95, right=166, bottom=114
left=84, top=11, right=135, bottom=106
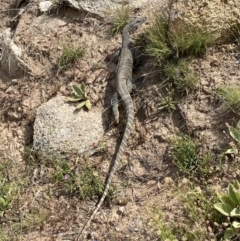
left=170, top=135, right=199, bottom=173
left=77, top=166, right=108, bottom=200
left=177, top=184, right=222, bottom=240
left=170, top=134, right=211, bottom=174
left=217, top=86, right=240, bottom=113
left=157, top=87, right=176, bottom=112
left=57, top=44, right=85, bottom=73
left=25, top=149, right=107, bottom=200
left=0, top=163, right=18, bottom=215
left=214, top=180, right=240, bottom=239
left=68, top=83, right=92, bottom=110
left=109, top=6, right=130, bottom=36
left=224, top=120, right=240, bottom=155
left=54, top=160, right=109, bottom=200
left=19, top=209, right=47, bottom=232
left=164, top=60, right=197, bottom=93
left=152, top=209, right=177, bottom=241
left=98, top=141, right=107, bottom=152
left=152, top=184, right=221, bottom=241
left=0, top=181, right=16, bottom=214
left=0, top=231, right=7, bottom=241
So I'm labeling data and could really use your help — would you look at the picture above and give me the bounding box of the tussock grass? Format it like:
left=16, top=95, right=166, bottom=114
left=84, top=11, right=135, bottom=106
left=146, top=13, right=172, bottom=63
left=109, top=6, right=130, bottom=36
left=169, top=24, right=214, bottom=57
left=0, top=154, right=32, bottom=239
left=170, top=134, right=199, bottom=173
left=145, top=13, right=215, bottom=63
left=0, top=147, right=114, bottom=239
left=17, top=209, right=47, bottom=232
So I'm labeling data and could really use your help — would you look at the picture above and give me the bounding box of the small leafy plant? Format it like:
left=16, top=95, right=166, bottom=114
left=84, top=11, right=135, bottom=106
left=224, top=120, right=240, bottom=155
left=158, top=87, right=176, bottom=112
left=68, top=83, right=92, bottom=110
left=214, top=180, right=240, bottom=239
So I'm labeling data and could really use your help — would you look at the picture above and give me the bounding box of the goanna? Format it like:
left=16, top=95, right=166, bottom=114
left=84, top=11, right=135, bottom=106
left=78, top=16, right=146, bottom=239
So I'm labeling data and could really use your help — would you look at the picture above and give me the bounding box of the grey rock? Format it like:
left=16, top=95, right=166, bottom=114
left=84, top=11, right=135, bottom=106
left=0, top=29, right=30, bottom=78
left=65, top=0, right=152, bottom=18
left=169, top=0, right=240, bottom=43
left=39, top=1, right=53, bottom=12
left=33, top=96, right=105, bottom=154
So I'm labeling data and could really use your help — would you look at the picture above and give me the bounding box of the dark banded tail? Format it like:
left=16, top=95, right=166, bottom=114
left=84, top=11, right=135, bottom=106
left=78, top=97, right=134, bottom=239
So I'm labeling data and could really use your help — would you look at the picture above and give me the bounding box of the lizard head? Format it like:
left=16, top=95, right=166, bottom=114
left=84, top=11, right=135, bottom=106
left=127, top=17, right=147, bottom=34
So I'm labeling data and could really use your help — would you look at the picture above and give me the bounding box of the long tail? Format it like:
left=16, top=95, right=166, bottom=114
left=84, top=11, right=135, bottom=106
left=78, top=96, right=134, bottom=239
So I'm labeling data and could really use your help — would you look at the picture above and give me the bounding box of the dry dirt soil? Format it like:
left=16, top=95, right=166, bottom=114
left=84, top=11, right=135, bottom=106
left=0, top=0, right=240, bottom=241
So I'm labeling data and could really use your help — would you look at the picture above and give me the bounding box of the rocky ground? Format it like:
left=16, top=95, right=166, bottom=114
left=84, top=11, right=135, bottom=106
left=0, top=0, right=240, bottom=241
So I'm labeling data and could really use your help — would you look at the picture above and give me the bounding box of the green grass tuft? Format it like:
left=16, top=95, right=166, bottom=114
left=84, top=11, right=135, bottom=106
left=18, top=209, right=47, bottom=232
left=217, top=86, right=240, bottom=114
left=170, top=134, right=212, bottom=175
left=170, top=134, right=199, bottom=173
left=152, top=183, right=223, bottom=241
left=146, top=13, right=172, bottom=63
left=57, top=44, right=85, bottom=73
left=164, top=59, right=198, bottom=93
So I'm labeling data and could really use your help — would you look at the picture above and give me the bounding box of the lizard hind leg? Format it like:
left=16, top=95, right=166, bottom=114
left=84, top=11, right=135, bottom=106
left=111, top=91, right=120, bottom=124
left=127, top=76, right=144, bottom=94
